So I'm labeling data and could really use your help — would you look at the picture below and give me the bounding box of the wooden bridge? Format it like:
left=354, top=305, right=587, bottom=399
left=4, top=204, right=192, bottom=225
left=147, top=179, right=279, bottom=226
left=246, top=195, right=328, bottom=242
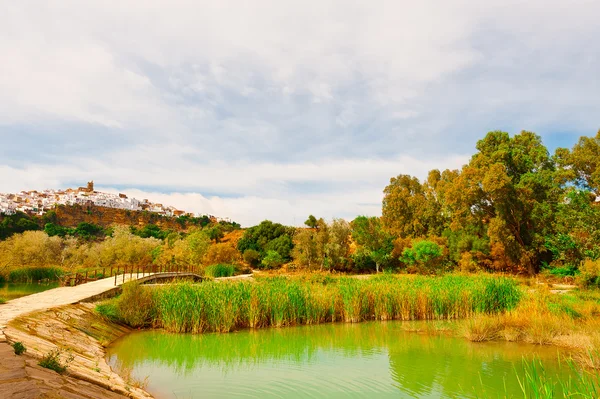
left=59, top=265, right=205, bottom=287
left=0, top=270, right=216, bottom=339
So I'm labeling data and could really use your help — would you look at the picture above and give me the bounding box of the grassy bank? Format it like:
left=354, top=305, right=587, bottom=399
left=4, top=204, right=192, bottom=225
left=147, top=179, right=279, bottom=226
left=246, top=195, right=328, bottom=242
left=461, top=286, right=600, bottom=367
left=97, top=274, right=521, bottom=333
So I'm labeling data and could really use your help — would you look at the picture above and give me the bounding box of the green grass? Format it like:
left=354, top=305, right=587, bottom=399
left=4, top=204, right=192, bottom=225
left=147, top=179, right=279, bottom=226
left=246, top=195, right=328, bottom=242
left=12, top=342, right=26, bottom=355
left=515, top=355, right=600, bottom=399
left=0, top=297, right=5, bottom=304
left=102, top=274, right=522, bottom=334
left=38, top=349, right=72, bottom=374
left=204, top=264, right=236, bottom=278
left=8, top=267, right=64, bottom=282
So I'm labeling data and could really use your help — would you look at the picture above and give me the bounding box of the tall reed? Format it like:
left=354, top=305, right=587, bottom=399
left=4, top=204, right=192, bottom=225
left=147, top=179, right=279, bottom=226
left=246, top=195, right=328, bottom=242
left=105, top=274, right=521, bottom=334
left=8, top=267, right=64, bottom=282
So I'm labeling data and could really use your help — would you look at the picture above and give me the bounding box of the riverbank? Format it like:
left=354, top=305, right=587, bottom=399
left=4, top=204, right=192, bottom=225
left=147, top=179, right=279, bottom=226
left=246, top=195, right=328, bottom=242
left=3, top=303, right=152, bottom=398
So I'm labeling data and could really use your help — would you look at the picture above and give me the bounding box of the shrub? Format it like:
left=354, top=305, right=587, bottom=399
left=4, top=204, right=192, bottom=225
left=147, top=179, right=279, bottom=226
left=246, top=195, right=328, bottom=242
left=400, top=240, right=444, bottom=273
left=38, top=349, right=73, bottom=374
left=0, top=297, right=6, bottom=304
left=116, top=282, right=156, bottom=327
left=205, top=264, right=236, bottom=278
left=261, top=250, right=284, bottom=269
left=13, top=342, right=26, bottom=355
left=579, top=259, right=600, bottom=287
left=243, top=249, right=261, bottom=267
left=203, top=243, right=240, bottom=265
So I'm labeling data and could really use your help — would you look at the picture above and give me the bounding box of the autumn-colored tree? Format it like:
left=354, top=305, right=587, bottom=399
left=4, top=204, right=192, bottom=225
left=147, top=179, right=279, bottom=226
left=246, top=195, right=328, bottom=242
left=447, top=131, right=559, bottom=274
left=203, top=243, right=240, bottom=265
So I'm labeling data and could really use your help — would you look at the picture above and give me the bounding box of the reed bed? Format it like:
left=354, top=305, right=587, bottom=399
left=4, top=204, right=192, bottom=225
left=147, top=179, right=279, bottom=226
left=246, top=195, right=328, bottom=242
left=7, top=267, right=64, bottom=282
left=103, top=274, right=521, bottom=334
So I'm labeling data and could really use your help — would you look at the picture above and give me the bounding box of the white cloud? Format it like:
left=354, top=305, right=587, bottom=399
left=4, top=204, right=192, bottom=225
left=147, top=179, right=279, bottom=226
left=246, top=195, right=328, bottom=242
left=1, top=0, right=599, bottom=225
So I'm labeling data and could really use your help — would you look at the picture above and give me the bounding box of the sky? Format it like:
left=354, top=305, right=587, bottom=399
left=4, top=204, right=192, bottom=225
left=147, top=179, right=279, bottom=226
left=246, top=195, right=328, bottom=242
left=1, top=1, right=599, bottom=227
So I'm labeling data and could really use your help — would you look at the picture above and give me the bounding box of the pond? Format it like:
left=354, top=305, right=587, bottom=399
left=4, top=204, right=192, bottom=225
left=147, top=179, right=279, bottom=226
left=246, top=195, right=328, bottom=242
left=0, top=282, right=59, bottom=301
left=107, top=321, right=572, bottom=398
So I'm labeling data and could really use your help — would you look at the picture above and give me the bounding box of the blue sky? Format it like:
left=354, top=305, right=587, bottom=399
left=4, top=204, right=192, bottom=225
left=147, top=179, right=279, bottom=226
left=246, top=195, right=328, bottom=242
left=1, top=1, right=599, bottom=226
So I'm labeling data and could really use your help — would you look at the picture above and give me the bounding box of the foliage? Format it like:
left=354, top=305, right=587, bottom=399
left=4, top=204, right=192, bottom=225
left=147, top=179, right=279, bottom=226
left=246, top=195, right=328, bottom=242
left=115, top=282, right=156, bottom=328
left=206, top=225, right=224, bottom=243
left=305, top=215, right=318, bottom=229
left=130, top=224, right=169, bottom=240
left=237, top=220, right=295, bottom=259
left=242, top=249, right=261, bottom=267
left=261, top=250, right=284, bottom=269
left=203, top=243, right=240, bottom=266
left=400, top=240, right=445, bottom=273
left=0, top=212, right=40, bottom=240
left=579, top=259, right=600, bottom=288
left=351, top=216, right=393, bottom=273
left=264, top=234, right=293, bottom=260
left=205, top=264, right=236, bottom=278
left=12, top=341, right=26, bottom=355
left=38, top=349, right=73, bottom=374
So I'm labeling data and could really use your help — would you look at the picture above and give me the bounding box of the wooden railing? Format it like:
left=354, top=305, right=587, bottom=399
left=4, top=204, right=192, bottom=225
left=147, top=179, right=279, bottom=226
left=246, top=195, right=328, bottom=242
left=59, top=264, right=201, bottom=287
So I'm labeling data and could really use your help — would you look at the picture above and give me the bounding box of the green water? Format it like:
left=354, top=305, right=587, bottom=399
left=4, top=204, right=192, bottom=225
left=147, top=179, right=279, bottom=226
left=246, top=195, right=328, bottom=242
left=107, top=322, right=570, bottom=399
left=0, top=282, right=59, bottom=301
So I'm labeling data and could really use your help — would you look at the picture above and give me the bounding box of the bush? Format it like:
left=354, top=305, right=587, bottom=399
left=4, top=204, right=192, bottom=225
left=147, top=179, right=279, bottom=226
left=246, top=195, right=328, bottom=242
left=205, top=264, right=236, bottom=278
left=261, top=250, right=284, bottom=269
left=38, top=349, right=73, bottom=374
left=243, top=249, right=261, bottom=267
left=116, top=282, right=156, bottom=327
left=400, top=240, right=444, bottom=273
left=13, top=342, right=26, bottom=355
left=579, top=259, right=600, bottom=287
left=203, top=243, right=240, bottom=266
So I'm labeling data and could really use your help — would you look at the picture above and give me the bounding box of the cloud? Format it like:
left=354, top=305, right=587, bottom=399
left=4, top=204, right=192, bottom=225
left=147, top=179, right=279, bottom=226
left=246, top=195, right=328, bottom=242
left=1, top=1, right=599, bottom=225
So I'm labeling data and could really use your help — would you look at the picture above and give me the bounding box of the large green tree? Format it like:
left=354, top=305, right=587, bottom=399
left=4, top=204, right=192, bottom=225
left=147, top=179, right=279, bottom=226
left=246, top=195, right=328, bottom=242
left=351, top=216, right=393, bottom=273
left=447, top=131, right=559, bottom=274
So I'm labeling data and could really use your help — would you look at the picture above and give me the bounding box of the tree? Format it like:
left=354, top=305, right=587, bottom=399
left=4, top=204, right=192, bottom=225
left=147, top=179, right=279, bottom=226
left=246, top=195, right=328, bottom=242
left=382, top=170, right=454, bottom=239
left=324, top=218, right=351, bottom=270
left=400, top=240, right=444, bottom=274
left=304, top=215, right=318, bottom=229
left=292, top=228, right=320, bottom=269
left=261, top=250, right=284, bottom=269
left=203, top=243, right=240, bottom=265
left=242, top=249, right=261, bottom=267
left=351, top=216, right=393, bottom=273
left=557, top=130, right=600, bottom=194
left=237, top=220, right=295, bottom=258
left=446, top=131, right=559, bottom=274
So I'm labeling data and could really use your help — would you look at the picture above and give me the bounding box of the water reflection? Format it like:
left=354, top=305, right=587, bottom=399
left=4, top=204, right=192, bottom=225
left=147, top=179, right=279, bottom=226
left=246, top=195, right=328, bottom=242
left=0, top=282, right=59, bottom=301
left=107, top=321, right=568, bottom=399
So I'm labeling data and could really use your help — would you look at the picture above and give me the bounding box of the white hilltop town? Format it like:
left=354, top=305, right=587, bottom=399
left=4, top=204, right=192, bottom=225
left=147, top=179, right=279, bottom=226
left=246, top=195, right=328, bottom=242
left=0, top=181, right=225, bottom=221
